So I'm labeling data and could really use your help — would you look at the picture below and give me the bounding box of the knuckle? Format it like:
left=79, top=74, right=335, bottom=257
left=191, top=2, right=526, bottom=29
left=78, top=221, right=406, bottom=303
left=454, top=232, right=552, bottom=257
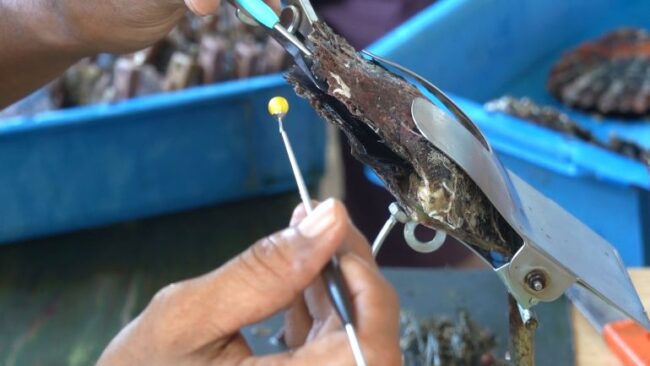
left=149, top=282, right=193, bottom=328
left=150, top=282, right=183, bottom=309
left=145, top=282, right=191, bottom=346
left=245, top=231, right=302, bottom=288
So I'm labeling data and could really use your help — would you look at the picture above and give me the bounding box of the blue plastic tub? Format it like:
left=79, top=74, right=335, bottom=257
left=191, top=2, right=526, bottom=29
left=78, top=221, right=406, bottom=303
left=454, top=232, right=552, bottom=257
left=368, top=0, right=650, bottom=265
left=0, top=75, right=325, bottom=243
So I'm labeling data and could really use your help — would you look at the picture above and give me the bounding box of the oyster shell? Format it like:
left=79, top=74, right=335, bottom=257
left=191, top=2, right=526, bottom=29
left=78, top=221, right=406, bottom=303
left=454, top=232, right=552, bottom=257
left=547, top=28, right=650, bottom=118
left=287, top=22, right=522, bottom=258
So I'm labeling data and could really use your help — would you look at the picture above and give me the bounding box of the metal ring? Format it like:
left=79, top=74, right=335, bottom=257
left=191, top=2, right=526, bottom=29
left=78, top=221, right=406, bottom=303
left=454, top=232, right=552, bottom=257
left=403, top=222, right=447, bottom=253
left=280, top=5, right=301, bottom=34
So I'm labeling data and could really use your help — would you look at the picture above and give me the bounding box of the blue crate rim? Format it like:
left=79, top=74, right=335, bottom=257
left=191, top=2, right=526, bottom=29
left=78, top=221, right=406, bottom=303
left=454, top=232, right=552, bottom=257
left=0, top=73, right=288, bottom=136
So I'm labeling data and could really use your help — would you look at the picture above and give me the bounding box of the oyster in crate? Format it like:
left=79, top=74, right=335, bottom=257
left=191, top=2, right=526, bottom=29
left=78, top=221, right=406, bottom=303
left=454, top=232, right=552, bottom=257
left=547, top=28, right=650, bottom=118
left=485, top=96, right=650, bottom=167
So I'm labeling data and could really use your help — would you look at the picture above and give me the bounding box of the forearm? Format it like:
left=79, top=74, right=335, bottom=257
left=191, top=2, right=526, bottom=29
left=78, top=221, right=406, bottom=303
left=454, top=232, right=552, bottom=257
left=0, top=0, right=90, bottom=108
left=0, top=0, right=187, bottom=109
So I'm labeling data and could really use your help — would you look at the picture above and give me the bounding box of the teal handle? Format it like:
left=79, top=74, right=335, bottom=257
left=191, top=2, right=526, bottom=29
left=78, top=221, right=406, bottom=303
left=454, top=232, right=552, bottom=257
left=235, top=0, right=279, bottom=28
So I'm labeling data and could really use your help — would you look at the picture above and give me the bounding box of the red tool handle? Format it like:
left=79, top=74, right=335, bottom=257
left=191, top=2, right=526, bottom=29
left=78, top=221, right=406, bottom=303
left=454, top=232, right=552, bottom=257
left=604, top=319, right=650, bottom=366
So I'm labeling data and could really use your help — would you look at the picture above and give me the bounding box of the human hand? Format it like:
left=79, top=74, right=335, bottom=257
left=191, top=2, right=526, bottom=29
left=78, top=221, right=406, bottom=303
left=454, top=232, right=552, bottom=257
left=97, top=199, right=401, bottom=365
left=60, top=0, right=278, bottom=54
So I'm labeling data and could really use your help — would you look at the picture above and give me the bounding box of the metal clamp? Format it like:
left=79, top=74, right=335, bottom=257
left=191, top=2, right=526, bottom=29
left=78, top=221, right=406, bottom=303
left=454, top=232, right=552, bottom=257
left=355, top=49, right=650, bottom=331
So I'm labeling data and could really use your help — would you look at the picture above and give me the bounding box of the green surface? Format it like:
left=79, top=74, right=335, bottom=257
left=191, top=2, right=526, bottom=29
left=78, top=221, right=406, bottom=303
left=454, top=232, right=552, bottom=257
left=0, top=193, right=300, bottom=366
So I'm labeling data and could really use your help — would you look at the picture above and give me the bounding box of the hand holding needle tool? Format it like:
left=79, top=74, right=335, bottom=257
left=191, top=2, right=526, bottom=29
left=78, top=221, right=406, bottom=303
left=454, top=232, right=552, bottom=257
left=268, top=96, right=367, bottom=366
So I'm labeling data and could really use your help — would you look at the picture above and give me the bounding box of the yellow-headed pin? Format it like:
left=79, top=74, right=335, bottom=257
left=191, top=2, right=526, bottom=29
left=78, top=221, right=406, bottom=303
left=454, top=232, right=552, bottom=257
left=268, top=96, right=290, bottom=118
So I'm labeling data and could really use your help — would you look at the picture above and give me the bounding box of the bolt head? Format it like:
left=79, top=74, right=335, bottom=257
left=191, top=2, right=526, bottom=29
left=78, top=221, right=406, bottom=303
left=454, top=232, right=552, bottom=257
left=388, top=203, right=409, bottom=223
left=525, top=270, right=547, bottom=292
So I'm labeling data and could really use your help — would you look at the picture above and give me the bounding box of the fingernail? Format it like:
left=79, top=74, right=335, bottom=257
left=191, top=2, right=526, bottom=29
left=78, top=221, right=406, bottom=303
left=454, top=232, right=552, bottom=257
left=298, top=199, right=337, bottom=239
left=184, top=0, right=216, bottom=16
left=289, top=208, right=304, bottom=227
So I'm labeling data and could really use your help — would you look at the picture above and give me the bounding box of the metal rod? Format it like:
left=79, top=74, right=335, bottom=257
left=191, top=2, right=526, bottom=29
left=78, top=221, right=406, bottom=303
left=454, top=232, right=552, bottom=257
left=345, top=323, right=367, bottom=366
left=372, top=215, right=397, bottom=257
left=508, top=294, right=535, bottom=366
left=278, top=119, right=313, bottom=212
left=372, top=203, right=409, bottom=258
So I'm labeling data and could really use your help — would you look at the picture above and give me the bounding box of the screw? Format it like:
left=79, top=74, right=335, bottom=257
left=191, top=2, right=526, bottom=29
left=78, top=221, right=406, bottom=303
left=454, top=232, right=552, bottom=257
left=388, top=202, right=409, bottom=223
left=525, top=270, right=547, bottom=292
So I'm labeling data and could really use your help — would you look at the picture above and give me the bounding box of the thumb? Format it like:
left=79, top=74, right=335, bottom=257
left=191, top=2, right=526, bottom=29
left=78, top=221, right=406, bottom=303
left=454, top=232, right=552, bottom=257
left=182, top=199, right=349, bottom=340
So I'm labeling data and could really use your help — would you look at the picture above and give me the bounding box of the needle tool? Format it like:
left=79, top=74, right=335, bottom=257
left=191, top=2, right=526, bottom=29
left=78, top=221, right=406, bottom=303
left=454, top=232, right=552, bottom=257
left=268, top=96, right=367, bottom=366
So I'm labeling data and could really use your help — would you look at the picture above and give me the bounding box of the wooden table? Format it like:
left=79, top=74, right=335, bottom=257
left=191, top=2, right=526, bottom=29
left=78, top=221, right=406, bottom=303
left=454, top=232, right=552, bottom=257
left=573, top=269, right=650, bottom=365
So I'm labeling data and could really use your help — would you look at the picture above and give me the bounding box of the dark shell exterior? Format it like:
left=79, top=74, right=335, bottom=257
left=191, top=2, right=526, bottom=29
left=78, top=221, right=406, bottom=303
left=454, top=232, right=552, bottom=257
left=547, top=28, right=650, bottom=118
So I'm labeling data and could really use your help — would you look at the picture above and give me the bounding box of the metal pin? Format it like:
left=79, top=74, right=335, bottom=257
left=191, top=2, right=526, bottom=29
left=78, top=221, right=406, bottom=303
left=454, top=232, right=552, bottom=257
left=372, top=202, right=408, bottom=257
left=269, top=96, right=312, bottom=210
left=372, top=214, right=398, bottom=258
left=268, top=97, right=367, bottom=366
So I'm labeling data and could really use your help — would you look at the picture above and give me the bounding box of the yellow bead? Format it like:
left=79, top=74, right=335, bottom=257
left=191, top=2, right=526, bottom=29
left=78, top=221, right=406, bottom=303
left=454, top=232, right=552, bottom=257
left=268, top=96, right=290, bottom=117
